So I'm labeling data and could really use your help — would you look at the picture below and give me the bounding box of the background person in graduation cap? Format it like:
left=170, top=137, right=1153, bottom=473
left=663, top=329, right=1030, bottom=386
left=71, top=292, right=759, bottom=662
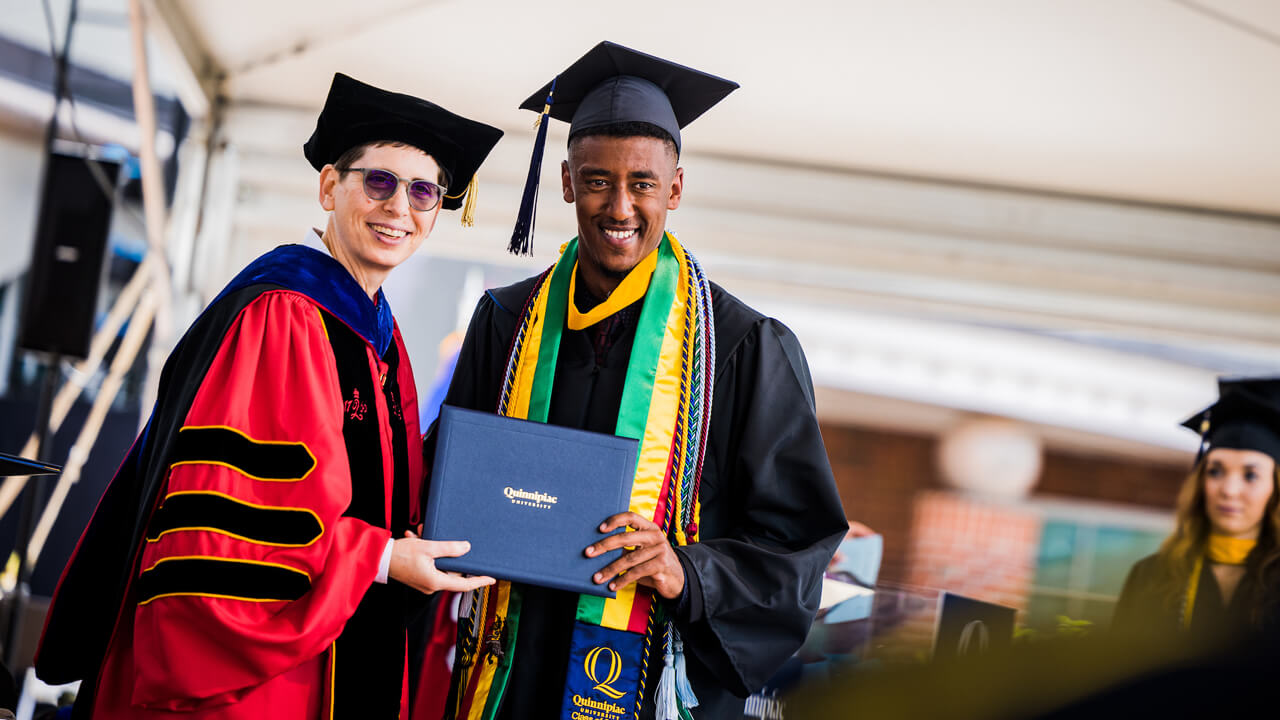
left=436, top=42, right=847, bottom=719
left=32, top=73, right=501, bottom=719
left=1112, top=377, right=1280, bottom=641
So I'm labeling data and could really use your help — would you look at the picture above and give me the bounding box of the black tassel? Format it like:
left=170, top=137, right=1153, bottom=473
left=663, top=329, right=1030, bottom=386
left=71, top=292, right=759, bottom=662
left=509, top=78, right=557, bottom=256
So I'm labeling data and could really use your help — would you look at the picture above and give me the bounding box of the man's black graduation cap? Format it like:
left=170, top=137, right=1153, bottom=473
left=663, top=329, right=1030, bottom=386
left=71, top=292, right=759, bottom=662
left=0, top=451, right=60, bottom=477
left=303, top=73, right=504, bottom=224
left=519, top=41, right=740, bottom=155
left=508, top=41, right=739, bottom=255
left=1182, top=377, right=1280, bottom=464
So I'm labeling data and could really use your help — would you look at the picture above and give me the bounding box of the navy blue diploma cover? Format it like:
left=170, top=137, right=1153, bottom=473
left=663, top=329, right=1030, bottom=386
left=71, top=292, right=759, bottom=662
left=424, top=405, right=638, bottom=598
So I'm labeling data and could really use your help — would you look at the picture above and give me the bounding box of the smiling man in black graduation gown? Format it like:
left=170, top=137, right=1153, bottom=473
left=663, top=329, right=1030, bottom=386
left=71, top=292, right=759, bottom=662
left=436, top=42, right=847, bottom=720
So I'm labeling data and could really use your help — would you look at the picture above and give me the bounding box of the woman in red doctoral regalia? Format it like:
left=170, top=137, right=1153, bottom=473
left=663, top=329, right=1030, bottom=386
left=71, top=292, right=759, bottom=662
left=34, top=73, right=501, bottom=719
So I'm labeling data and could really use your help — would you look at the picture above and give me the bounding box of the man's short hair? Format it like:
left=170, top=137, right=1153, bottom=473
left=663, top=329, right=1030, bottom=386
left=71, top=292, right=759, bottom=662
left=332, top=140, right=451, bottom=186
left=567, top=121, right=678, bottom=161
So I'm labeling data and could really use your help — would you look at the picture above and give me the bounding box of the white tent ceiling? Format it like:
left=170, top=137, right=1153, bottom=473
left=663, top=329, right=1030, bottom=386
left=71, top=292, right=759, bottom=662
left=159, top=0, right=1280, bottom=216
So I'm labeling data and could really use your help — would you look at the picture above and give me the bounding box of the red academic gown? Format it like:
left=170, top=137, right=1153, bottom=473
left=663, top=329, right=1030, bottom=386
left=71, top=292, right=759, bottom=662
left=36, top=246, right=423, bottom=719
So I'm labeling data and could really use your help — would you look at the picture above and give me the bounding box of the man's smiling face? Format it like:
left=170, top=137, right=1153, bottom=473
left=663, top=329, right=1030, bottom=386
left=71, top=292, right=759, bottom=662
left=561, top=133, right=683, bottom=298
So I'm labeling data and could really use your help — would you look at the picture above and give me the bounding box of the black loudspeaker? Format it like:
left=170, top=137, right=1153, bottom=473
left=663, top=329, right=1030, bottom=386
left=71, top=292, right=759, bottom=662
left=18, top=151, right=121, bottom=359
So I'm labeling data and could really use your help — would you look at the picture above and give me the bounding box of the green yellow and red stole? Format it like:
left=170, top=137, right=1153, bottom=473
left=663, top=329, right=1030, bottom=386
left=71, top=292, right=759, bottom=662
left=450, top=232, right=714, bottom=720
left=1181, top=534, right=1255, bottom=629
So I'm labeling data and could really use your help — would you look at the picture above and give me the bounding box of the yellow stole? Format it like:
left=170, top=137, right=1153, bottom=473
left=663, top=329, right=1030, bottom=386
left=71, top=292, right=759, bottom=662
left=1182, top=534, right=1256, bottom=629
left=566, top=248, right=659, bottom=330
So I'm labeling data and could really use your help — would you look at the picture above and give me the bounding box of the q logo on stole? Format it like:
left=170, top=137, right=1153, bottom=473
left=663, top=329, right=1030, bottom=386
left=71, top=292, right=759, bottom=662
left=561, top=622, right=643, bottom=718
left=584, top=646, right=625, bottom=699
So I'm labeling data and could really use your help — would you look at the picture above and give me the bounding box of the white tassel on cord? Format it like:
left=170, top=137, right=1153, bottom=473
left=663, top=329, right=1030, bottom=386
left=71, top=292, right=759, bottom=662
left=655, top=622, right=679, bottom=720
left=673, top=627, right=699, bottom=709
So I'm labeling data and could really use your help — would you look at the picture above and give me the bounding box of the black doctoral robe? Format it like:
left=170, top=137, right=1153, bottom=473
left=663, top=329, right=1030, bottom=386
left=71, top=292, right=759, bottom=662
left=433, top=275, right=848, bottom=718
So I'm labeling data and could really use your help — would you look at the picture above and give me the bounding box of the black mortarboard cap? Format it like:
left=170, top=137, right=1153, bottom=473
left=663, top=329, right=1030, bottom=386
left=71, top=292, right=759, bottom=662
left=303, top=73, right=504, bottom=221
left=519, top=41, right=739, bottom=154
left=508, top=42, right=739, bottom=255
left=0, top=451, right=60, bottom=477
left=1181, top=377, right=1280, bottom=464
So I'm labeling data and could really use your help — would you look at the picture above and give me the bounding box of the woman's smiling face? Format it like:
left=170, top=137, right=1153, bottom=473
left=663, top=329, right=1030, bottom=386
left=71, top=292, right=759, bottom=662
left=319, top=143, right=442, bottom=294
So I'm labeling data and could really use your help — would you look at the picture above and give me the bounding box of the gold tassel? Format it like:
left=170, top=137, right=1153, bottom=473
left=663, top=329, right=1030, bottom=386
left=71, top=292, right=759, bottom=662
left=460, top=174, right=479, bottom=228
left=533, top=102, right=551, bottom=128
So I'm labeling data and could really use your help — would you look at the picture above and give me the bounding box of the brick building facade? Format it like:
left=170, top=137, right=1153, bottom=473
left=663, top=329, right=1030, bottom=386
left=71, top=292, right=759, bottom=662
left=821, top=422, right=1186, bottom=631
